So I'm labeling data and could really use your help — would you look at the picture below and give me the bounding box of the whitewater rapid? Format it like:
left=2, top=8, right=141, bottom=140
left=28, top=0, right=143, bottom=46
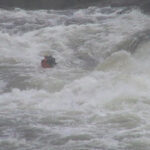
left=1, top=6, right=150, bottom=150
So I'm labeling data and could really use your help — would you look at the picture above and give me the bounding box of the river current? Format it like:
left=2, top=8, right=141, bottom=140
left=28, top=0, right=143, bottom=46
left=1, top=5, right=150, bottom=150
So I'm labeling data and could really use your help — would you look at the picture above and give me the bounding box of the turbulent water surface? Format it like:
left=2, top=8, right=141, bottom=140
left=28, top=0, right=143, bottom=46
left=1, top=4, right=150, bottom=150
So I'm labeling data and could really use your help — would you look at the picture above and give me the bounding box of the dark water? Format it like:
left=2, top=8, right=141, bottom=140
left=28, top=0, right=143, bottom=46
left=0, top=0, right=150, bottom=11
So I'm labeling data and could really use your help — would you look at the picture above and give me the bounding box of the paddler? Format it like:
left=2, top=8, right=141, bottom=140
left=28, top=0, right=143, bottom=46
left=41, top=56, right=56, bottom=68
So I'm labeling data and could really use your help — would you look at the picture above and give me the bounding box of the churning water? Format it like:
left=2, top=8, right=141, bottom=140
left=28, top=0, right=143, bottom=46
left=1, top=5, right=150, bottom=150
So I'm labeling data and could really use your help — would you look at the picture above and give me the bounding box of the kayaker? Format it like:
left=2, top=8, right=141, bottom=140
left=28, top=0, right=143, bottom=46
left=41, top=56, right=56, bottom=68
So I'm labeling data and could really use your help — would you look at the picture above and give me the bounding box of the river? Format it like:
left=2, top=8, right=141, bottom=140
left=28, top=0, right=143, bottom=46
left=0, top=2, right=150, bottom=150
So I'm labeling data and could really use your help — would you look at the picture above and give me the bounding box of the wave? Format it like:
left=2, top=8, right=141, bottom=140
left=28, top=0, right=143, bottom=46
left=1, top=6, right=150, bottom=150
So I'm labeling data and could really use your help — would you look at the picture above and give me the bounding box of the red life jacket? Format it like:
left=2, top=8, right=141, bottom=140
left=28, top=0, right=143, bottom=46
left=41, top=59, right=51, bottom=68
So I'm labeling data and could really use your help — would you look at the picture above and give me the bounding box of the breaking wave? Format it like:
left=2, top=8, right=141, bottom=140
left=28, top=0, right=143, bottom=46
left=1, top=5, right=150, bottom=150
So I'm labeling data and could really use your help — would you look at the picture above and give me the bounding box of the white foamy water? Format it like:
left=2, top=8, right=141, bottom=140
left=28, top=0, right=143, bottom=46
left=1, top=6, right=150, bottom=150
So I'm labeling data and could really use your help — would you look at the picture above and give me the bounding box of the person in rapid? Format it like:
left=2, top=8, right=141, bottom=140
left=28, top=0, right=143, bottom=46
left=41, top=56, right=56, bottom=68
